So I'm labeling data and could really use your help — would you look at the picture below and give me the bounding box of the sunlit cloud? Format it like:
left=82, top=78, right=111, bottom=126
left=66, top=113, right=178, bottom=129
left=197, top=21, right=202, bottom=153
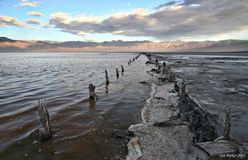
left=25, top=19, right=50, bottom=29
left=0, top=15, right=24, bottom=27
left=49, top=0, right=248, bottom=40
left=26, top=19, right=41, bottom=25
left=19, top=0, right=38, bottom=7
left=27, top=11, right=43, bottom=17
left=42, top=23, right=50, bottom=28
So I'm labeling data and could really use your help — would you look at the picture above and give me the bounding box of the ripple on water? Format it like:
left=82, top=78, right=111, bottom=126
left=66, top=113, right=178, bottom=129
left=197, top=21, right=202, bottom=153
left=0, top=53, right=151, bottom=159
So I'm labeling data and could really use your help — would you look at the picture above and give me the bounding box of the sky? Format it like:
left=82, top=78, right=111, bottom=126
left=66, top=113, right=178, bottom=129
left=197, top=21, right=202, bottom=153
left=0, top=0, right=248, bottom=42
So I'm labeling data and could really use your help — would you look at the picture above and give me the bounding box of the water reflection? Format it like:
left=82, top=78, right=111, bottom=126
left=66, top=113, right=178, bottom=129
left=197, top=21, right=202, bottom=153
left=105, top=85, right=109, bottom=94
left=88, top=99, right=96, bottom=112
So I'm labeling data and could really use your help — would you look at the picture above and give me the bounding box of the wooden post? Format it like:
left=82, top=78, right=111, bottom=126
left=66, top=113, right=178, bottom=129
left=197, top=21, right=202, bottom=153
left=163, top=61, right=166, bottom=68
left=155, top=58, right=158, bottom=67
left=121, top=65, right=124, bottom=72
left=105, top=70, right=109, bottom=86
left=88, top=84, right=96, bottom=99
left=223, top=108, right=231, bottom=140
left=158, top=64, right=161, bottom=71
left=37, top=99, right=52, bottom=141
left=168, top=67, right=176, bottom=82
left=116, top=68, right=119, bottom=79
left=162, top=62, right=166, bottom=75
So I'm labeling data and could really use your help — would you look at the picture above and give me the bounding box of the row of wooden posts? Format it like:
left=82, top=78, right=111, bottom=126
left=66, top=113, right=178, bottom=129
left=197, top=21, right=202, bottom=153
left=152, top=56, right=177, bottom=82
left=36, top=53, right=141, bottom=141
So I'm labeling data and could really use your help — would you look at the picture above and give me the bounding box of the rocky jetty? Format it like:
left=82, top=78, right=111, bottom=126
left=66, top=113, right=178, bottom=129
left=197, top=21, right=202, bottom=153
left=126, top=54, right=247, bottom=160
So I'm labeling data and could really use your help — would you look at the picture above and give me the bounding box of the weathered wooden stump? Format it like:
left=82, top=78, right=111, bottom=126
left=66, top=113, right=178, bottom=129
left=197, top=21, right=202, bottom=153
left=223, top=108, right=231, bottom=140
left=162, top=62, right=166, bottom=75
left=105, top=70, right=109, bottom=86
left=37, top=100, right=52, bottom=141
left=163, top=61, right=166, bottom=68
left=155, top=58, right=159, bottom=67
left=88, top=83, right=96, bottom=99
left=116, top=68, right=119, bottom=79
left=181, top=80, right=186, bottom=96
left=168, top=67, right=176, bottom=82
left=158, top=64, right=161, bottom=70
left=121, top=65, right=124, bottom=72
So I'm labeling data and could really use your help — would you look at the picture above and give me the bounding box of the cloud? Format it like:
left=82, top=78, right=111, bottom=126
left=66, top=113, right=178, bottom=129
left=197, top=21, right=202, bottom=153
left=49, top=0, right=248, bottom=40
left=26, top=19, right=41, bottom=25
left=42, top=23, right=50, bottom=28
left=19, top=0, right=38, bottom=7
left=26, top=19, right=50, bottom=28
left=155, top=0, right=204, bottom=10
left=182, top=0, right=203, bottom=5
left=27, top=11, right=43, bottom=17
left=155, top=1, right=178, bottom=10
left=0, top=16, right=24, bottom=27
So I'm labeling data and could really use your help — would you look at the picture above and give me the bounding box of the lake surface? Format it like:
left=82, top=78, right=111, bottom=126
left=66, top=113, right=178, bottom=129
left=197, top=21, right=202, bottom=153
left=0, top=53, right=151, bottom=159
left=157, top=53, right=248, bottom=143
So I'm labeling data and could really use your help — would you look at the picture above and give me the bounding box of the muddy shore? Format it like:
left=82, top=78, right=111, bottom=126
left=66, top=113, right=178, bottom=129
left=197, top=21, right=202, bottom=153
left=126, top=53, right=248, bottom=160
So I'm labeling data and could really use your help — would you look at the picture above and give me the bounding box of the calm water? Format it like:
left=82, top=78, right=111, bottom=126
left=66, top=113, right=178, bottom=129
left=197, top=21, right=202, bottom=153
left=0, top=53, right=151, bottom=159
left=157, top=53, right=248, bottom=143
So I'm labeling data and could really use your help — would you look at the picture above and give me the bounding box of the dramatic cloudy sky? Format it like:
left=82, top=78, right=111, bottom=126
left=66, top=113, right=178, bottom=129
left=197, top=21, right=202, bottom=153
left=0, top=0, right=248, bottom=41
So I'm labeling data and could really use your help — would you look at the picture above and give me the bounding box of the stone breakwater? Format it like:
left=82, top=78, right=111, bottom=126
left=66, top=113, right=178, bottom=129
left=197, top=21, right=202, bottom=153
left=126, top=54, right=248, bottom=160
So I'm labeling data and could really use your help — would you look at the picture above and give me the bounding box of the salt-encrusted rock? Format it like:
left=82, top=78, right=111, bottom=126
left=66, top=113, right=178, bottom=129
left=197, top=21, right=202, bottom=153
left=142, top=97, right=179, bottom=124
left=151, top=83, right=178, bottom=106
left=128, top=123, right=150, bottom=136
left=126, top=137, right=142, bottom=160
left=128, top=54, right=248, bottom=160
left=137, top=125, right=208, bottom=160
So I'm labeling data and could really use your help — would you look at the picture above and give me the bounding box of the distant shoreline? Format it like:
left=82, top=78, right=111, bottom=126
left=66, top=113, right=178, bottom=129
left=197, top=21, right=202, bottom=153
left=1, top=37, right=248, bottom=54
left=1, top=51, right=248, bottom=56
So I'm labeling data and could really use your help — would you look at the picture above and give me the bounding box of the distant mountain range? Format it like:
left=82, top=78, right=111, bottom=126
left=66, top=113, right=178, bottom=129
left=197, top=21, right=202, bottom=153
left=0, top=37, right=248, bottom=52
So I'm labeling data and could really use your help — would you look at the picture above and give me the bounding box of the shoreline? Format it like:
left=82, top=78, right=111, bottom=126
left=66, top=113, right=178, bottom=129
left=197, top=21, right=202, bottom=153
left=1, top=51, right=248, bottom=55
left=126, top=53, right=247, bottom=160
